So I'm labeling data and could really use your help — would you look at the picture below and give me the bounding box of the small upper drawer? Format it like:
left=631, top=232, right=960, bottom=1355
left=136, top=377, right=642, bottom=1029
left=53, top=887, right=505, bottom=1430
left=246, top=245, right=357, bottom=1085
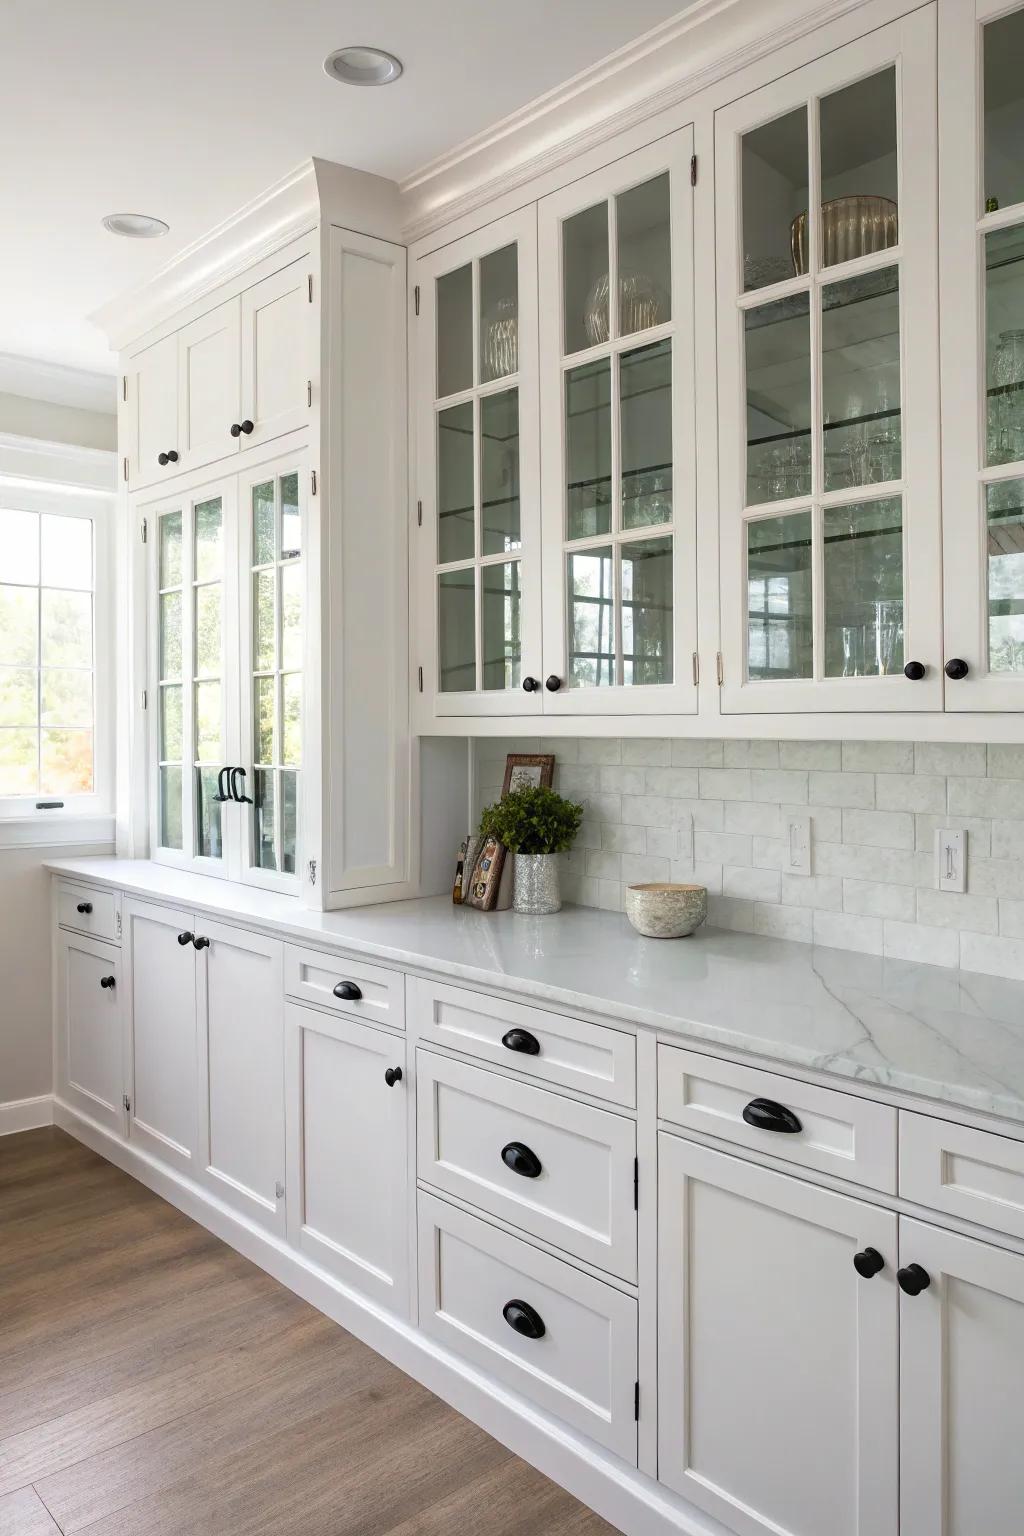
left=284, top=943, right=404, bottom=1030
left=57, top=881, right=121, bottom=945
left=658, top=1045, right=897, bottom=1194
left=900, top=1111, right=1024, bottom=1242
left=408, top=977, right=635, bottom=1107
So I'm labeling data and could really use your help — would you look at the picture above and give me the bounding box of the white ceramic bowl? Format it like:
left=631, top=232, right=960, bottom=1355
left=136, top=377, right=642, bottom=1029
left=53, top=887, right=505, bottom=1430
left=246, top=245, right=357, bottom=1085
left=625, top=882, right=707, bottom=939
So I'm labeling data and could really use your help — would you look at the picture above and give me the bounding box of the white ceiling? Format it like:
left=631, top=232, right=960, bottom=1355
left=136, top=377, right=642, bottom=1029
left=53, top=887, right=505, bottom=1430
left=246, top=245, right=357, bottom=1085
left=1, top=0, right=695, bottom=378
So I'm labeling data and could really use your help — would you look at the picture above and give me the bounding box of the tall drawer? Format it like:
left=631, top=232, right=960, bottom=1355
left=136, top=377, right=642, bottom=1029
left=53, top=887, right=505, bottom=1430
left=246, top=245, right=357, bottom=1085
left=417, top=1051, right=637, bottom=1281
left=417, top=1192, right=638, bottom=1463
left=658, top=1044, right=897, bottom=1194
left=284, top=943, right=404, bottom=1030
left=57, top=881, right=122, bottom=945
left=901, top=1111, right=1024, bottom=1242
left=409, top=977, right=635, bottom=1107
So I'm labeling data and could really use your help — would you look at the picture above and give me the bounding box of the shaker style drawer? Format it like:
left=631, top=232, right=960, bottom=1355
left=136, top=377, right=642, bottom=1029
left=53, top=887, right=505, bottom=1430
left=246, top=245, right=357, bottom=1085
left=57, top=881, right=122, bottom=945
left=409, top=976, right=635, bottom=1107
left=657, top=1045, right=897, bottom=1194
left=417, top=1051, right=637, bottom=1281
left=417, top=1192, right=638, bottom=1463
left=283, top=943, right=405, bottom=1030
left=900, top=1112, right=1024, bottom=1242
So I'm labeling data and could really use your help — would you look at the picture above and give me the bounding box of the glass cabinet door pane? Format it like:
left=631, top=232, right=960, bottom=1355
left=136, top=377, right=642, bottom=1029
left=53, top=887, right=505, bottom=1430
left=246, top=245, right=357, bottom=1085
left=616, top=174, right=671, bottom=336
left=160, top=685, right=182, bottom=759
left=481, top=561, right=522, bottom=690
left=479, top=245, right=518, bottom=383
left=621, top=340, right=672, bottom=529
left=281, top=562, right=302, bottom=669
left=741, top=108, right=808, bottom=290
left=622, top=537, right=673, bottom=685
left=987, top=477, right=1024, bottom=671
left=194, top=498, right=222, bottom=580
left=194, top=680, right=221, bottom=761
left=281, top=772, right=297, bottom=874
left=563, top=203, right=610, bottom=353
left=255, top=675, right=275, bottom=765
left=159, top=765, right=183, bottom=850
left=747, top=513, right=813, bottom=679
left=823, top=497, right=904, bottom=677
left=159, top=592, right=182, bottom=679
left=196, top=767, right=223, bottom=860
left=566, top=359, right=611, bottom=539
left=986, top=225, right=1024, bottom=466
left=254, top=768, right=276, bottom=870
left=818, top=68, right=898, bottom=269
left=159, top=512, right=182, bottom=587
left=252, top=481, right=275, bottom=565
left=282, top=673, right=301, bottom=766
left=194, top=585, right=221, bottom=675
left=822, top=267, right=901, bottom=491
left=984, top=10, right=1024, bottom=215
left=438, top=569, right=476, bottom=691
left=281, top=472, right=301, bottom=557
left=481, top=389, right=521, bottom=554
left=436, top=264, right=473, bottom=397
left=745, top=295, right=811, bottom=504
left=437, top=402, right=475, bottom=563
left=567, top=546, right=615, bottom=687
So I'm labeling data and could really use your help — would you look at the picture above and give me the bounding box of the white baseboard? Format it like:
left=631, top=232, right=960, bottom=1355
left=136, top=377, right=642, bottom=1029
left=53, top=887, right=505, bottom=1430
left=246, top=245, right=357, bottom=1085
left=52, top=1098, right=729, bottom=1536
left=0, top=1094, right=54, bottom=1136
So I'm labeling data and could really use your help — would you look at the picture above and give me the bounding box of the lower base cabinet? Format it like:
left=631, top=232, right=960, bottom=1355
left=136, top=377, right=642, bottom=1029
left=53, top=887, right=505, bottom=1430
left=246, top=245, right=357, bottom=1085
left=56, top=930, right=125, bottom=1138
left=124, top=899, right=199, bottom=1175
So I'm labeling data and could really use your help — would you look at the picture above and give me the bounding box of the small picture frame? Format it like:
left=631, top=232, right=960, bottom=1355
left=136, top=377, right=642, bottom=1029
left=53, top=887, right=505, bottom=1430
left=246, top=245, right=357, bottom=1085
left=464, top=834, right=506, bottom=911
left=502, top=753, right=555, bottom=797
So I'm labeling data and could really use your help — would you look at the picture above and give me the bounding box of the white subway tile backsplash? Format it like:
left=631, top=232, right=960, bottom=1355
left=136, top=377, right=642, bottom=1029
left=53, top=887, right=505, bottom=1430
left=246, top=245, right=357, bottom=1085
left=809, top=771, right=875, bottom=809
left=644, top=767, right=701, bottom=798
left=998, top=899, right=1024, bottom=939
left=599, top=765, right=646, bottom=795
left=961, top=930, right=1024, bottom=982
left=779, top=873, right=844, bottom=910
left=915, top=742, right=987, bottom=777
left=987, top=745, right=1024, bottom=779
left=694, top=830, right=752, bottom=866
left=814, top=843, right=919, bottom=885
left=990, top=820, right=1024, bottom=861
left=723, top=739, right=780, bottom=768
left=645, top=825, right=684, bottom=860
left=964, top=858, right=1024, bottom=900
left=754, top=903, right=813, bottom=943
left=813, top=910, right=883, bottom=955
left=708, top=895, right=755, bottom=932
left=671, top=739, right=724, bottom=767
left=841, top=808, right=915, bottom=850
left=724, top=865, right=782, bottom=902
left=577, top=739, right=622, bottom=765
left=779, top=740, right=841, bottom=770
left=915, top=814, right=991, bottom=856
left=948, top=777, right=1024, bottom=819
left=875, top=773, right=946, bottom=813
left=620, top=852, right=671, bottom=884
left=698, top=768, right=752, bottom=800
left=884, top=920, right=959, bottom=968
left=586, top=849, right=622, bottom=881
left=842, top=879, right=917, bottom=921
left=750, top=769, right=809, bottom=803
left=842, top=741, right=914, bottom=773
left=916, top=887, right=998, bottom=934
left=622, top=794, right=697, bottom=828
left=752, top=836, right=790, bottom=871
left=601, top=823, right=644, bottom=854
left=621, top=738, right=671, bottom=767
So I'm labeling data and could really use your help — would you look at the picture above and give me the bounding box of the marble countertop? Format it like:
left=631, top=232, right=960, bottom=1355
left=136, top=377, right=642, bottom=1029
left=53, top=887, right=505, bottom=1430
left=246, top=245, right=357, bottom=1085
left=48, top=856, right=1024, bottom=1129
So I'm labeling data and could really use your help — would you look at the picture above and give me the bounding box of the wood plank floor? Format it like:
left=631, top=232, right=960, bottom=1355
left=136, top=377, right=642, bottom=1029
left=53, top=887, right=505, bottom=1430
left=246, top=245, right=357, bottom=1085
left=0, top=1129, right=617, bottom=1536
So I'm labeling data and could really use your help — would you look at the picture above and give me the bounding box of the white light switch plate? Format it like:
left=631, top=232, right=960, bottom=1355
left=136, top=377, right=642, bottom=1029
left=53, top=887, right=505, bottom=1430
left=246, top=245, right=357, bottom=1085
left=934, top=828, right=966, bottom=893
left=786, top=814, right=812, bottom=877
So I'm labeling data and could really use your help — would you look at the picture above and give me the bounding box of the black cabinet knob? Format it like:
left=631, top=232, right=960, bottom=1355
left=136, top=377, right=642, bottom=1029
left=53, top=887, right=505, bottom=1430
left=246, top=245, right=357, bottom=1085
left=384, top=1066, right=403, bottom=1087
left=177, top=931, right=194, bottom=946
left=158, top=452, right=169, bottom=466
left=230, top=422, right=242, bottom=438
left=333, top=980, right=363, bottom=1002
left=897, top=1263, right=931, bottom=1296
left=502, top=1299, right=545, bottom=1340
left=192, top=935, right=210, bottom=951
left=853, top=1247, right=885, bottom=1279
left=522, top=676, right=540, bottom=693
left=76, top=901, right=93, bottom=915
left=741, top=1097, right=802, bottom=1134
left=501, top=1027, right=541, bottom=1056
left=501, top=1141, right=543, bottom=1178
left=166, top=450, right=179, bottom=463
left=903, top=661, right=926, bottom=681
left=240, top=419, right=254, bottom=435
left=99, top=974, right=116, bottom=989
left=545, top=675, right=562, bottom=692
left=944, top=658, right=969, bottom=680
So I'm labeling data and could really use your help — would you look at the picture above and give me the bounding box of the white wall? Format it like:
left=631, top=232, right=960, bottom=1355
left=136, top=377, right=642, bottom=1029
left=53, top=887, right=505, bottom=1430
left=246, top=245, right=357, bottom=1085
left=0, top=391, right=115, bottom=452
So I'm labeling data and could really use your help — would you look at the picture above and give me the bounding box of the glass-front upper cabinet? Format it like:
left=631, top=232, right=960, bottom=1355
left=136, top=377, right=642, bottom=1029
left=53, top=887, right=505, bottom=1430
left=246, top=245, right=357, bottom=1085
left=941, top=0, right=1024, bottom=709
left=416, top=208, right=541, bottom=715
left=715, top=10, right=942, bottom=713
left=538, top=129, right=697, bottom=715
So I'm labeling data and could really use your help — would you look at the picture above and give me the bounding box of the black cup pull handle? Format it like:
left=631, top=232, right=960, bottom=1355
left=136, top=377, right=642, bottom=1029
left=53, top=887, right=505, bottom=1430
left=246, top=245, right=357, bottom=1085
left=742, top=1097, right=803, bottom=1134
left=501, top=1141, right=543, bottom=1178
left=384, top=1066, right=403, bottom=1087
left=501, top=1028, right=541, bottom=1056
left=333, top=980, right=363, bottom=1002
left=192, top=935, right=210, bottom=951
left=854, top=1247, right=885, bottom=1279
left=76, top=901, right=93, bottom=915
left=177, top=931, right=194, bottom=946
left=897, top=1263, right=931, bottom=1297
left=99, top=974, right=116, bottom=990
left=502, top=1299, right=545, bottom=1340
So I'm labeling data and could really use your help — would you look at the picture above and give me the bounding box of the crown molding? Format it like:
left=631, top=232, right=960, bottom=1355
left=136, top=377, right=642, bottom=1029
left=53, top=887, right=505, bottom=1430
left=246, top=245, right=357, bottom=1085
left=0, top=353, right=116, bottom=414
left=399, top=0, right=866, bottom=244
left=0, top=432, right=116, bottom=495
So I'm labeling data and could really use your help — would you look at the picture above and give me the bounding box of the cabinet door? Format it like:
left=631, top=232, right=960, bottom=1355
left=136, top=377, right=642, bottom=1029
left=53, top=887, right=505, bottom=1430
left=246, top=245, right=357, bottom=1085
left=130, top=334, right=178, bottom=490
left=941, top=0, right=1024, bottom=707
left=538, top=129, right=697, bottom=714
left=197, top=920, right=285, bottom=1232
left=56, top=931, right=124, bottom=1136
left=417, top=208, right=542, bottom=715
left=124, top=899, right=198, bottom=1175
left=716, top=10, right=942, bottom=712
left=240, top=257, right=314, bottom=448
left=658, top=1135, right=898, bottom=1536
left=285, top=1002, right=409, bottom=1314
left=177, top=298, right=241, bottom=474
left=900, top=1217, right=1024, bottom=1535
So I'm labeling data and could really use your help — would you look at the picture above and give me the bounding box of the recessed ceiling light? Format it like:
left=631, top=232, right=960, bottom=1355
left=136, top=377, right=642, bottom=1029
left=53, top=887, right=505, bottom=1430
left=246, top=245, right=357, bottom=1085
left=101, top=213, right=170, bottom=239
left=323, top=46, right=403, bottom=87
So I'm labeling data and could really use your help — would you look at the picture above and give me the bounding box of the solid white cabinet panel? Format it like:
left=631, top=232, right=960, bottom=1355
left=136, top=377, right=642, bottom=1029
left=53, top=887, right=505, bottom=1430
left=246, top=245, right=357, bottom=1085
left=177, top=298, right=241, bottom=474
left=899, top=1217, right=1024, bottom=1536
left=241, top=258, right=312, bottom=448
left=285, top=1001, right=409, bottom=1313
left=130, top=334, right=178, bottom=490
left=124, top=899, right=199, bottom=1174
left=56, top=931, right=124, bottom=1136
left=658, top=1134, right=898, bottom=1536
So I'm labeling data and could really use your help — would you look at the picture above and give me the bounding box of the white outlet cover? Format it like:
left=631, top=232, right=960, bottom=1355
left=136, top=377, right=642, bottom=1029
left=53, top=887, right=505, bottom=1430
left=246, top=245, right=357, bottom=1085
left=786, top=814, right=812, bottom=877
left=935, top=828, right=966, bottom=893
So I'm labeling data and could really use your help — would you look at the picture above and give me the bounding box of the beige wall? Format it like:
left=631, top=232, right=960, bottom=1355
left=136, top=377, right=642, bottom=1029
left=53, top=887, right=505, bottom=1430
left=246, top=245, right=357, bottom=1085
left=0, top=390, right=116, bottom=452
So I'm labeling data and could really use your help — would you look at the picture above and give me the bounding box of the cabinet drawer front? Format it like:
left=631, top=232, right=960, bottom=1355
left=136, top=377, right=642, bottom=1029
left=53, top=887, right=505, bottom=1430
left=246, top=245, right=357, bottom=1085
left=410, top=977, right=635, bottom=1106
left=417, top=1192, right=637, bottom=1463
left=901, top=1112, right=1024, bottom=1242
left=57, top=881, right=121, bottom=945
left=658, top=1045, right=896, bottom=1193
left=417, top=1051, right=636, bottom=1281
left=284, top=944, right=404, bottom=1029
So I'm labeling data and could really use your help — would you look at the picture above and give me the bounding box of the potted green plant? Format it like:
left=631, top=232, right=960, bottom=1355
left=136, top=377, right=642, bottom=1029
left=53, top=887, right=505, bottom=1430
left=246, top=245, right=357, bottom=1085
left=478, top=785, right=584, bottom=914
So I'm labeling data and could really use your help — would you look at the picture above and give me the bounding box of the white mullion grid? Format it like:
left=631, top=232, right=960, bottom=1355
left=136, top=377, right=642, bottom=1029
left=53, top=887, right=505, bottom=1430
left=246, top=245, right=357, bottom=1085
left=472, top=389, right=483, bottom=690
left=808, top=86, right=825, bottom=683
left=607, top=192, right=624, bottom=687
left=182, top=500, right=197, bottom=859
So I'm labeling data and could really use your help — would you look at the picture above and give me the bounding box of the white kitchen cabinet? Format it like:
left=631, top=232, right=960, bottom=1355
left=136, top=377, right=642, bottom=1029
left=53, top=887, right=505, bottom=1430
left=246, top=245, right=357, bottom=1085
left=899, top=1216, right=1024, bottom=1536
left=658, top=1134, right=898, bottom=1536
left=285, top=1001, right=409, bottom=1314
left=177, top=298, right=242, bottom=475
left=128, top=333, right=179, bottom=490
left=55, top=930, right=125, bottom=1137
left=240, top=257, right=315, bottom=449
left=123, top=898, right=199, bottom=1175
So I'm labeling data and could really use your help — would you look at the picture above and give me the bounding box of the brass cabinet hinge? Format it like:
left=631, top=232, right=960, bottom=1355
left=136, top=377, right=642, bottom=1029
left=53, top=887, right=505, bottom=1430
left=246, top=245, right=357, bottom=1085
left=414, top=285, right=420, bottom=316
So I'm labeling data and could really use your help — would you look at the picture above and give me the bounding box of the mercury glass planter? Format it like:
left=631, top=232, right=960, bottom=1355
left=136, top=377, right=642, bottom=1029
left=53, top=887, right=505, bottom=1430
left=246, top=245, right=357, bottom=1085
left=513, top=853, right=562, bottom=915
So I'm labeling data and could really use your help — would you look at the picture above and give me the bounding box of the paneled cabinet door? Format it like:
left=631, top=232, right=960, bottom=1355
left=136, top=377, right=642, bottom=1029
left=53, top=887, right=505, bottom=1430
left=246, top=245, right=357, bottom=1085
left=538, top=129, right=697, bottom=714
left=285, top=1002, right=409, bottom=1315
left=124, top=899, right=199, bottom=1176
left=417, top=208, right=542, bottom=715
left=715, top=9, right=942, bottom=712
left=899, top=1217, right=1024, bottom=1536
left=56, top=931, right=125, bottom=1137
left=176, top=298, right=242, bottom=475
left=240, top=257, right=314, bottom=449
left=658, top=1135, right=898, bottom=1536
left=197, top=920, right=285, bottom=1232
left=129, top=333, right=178, bottom=490
left=940, top=0, right=1024, bottom=708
